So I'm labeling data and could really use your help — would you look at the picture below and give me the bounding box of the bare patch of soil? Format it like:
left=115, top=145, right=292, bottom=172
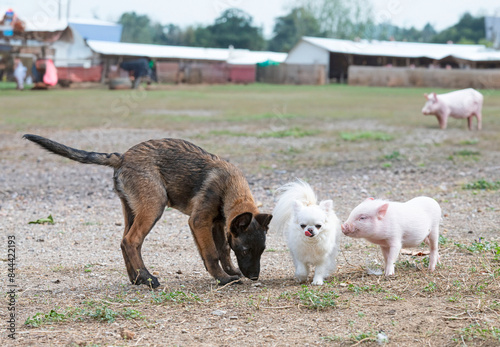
left=1, top=121, right=499, bottom=346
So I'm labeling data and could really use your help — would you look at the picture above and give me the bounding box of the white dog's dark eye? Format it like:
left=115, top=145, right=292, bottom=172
left=300, top=224, right=306, bottom=229
left=315, top=225, right=321, bottom=229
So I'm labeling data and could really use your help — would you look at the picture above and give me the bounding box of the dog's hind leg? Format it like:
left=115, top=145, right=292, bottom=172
left=119, top=197, right=139, bottom=284
left=117, top=173, right=167, bottom=288
left=121, top=201, right=165, bottom=288
left=212, top=220, right=242, bottom=277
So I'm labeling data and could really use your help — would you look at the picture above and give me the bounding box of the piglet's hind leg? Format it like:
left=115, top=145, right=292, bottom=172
left=427, top=227, right=440, bottom=271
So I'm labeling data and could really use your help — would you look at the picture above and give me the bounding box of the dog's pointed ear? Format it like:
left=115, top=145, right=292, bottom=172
left=293, top=200, right=304, bottom=215
left=319, top=200, right=334, bottom=213
left=255, top=213, right=272, bottom=229
left=230, top=212, right=253, bottom=236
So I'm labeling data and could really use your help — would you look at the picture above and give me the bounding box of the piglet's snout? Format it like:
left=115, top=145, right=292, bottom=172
left=341, top=223, right=348, bottom=234
left=341, top=223, right=355, bottom=235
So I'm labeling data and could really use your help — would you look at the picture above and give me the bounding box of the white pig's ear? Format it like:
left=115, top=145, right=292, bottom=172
left=365, top=197, right=375, bottom=202
left=377, top=203, right=389, bottom=220
left=293, top=200, right=304, bottom=215
left=319, top=200, right=333, bottom=212
left=432, top=92, right=437, bottom=100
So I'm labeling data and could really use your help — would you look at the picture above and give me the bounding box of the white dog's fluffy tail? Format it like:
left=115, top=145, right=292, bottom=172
left=270, top=179, right=317, bottom=235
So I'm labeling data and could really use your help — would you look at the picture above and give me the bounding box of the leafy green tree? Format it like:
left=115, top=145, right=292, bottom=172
left=206, top=8, right=266, bottom=50
left=431, top=13, right=486, bottom=44
left=303, top=0, right=374, bottom=40
left=421, top=23, right=437, bottom=42
left=268, top=7, right=322, bottom=52
left=119, top=12, right=155, bottom=43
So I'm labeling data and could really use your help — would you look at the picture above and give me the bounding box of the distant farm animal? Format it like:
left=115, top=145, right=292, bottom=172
left=270, top=179, right=341, bottom=285
left=23, top=135, right=272, bottom=288
left=421, top=88, right=483, bottom=130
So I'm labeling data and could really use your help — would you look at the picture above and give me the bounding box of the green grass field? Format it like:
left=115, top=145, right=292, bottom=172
left=2, top=83, right=499, bottom=132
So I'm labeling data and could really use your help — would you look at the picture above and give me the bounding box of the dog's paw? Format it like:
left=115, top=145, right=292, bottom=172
left=217, top=275, right=242, bottom=286
left=132, top=269, right=161, bottom=288
left=295, top=275, right=308, bottom=283
left=311, top=279, right=324, bottom=286
left=224, top=267, right=243, bottom=277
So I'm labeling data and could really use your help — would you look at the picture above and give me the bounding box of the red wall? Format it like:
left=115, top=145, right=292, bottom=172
left=229, top=65, right=256, bottom=83
left=57, top=66, right=103, bottom=82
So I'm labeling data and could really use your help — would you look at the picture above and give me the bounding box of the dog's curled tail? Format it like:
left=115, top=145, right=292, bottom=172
left=23, top=134, right=122, bottom=168
left=270, top=179, right=317, bottom=235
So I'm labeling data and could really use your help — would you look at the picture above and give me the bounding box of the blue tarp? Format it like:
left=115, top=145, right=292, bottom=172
left=69, top=22, right=122, bottom=42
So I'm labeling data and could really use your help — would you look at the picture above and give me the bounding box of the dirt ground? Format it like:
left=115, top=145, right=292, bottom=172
left=1, top=85, right=499, bottom=346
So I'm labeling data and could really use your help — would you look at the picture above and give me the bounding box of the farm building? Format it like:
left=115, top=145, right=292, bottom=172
left=0, top=12, right=123, bottom=83
left=486, top=16, right=500, bottom=49
left=1, top=9, right=287, bottom=85
left=286, top=36, right=500, bottom=87
left=85, top=40, right=287, bottom=84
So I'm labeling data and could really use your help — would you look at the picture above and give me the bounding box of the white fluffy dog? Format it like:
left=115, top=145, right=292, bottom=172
left=271, top=179, right=341, bottom=285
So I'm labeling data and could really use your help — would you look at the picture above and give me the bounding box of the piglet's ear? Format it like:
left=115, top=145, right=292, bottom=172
left=432, top=92, right=437, bottom=100
left=365, top=197, right=374, bottom=201
left=377, top=203, right=389, bottom=220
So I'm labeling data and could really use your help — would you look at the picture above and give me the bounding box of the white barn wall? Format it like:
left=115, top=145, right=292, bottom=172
left=285, top=41, right=329, bottom=66
left=52, top=26, right=94, bottom=67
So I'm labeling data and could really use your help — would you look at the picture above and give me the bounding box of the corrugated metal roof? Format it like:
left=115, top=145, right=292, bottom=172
left=22, top=17, right=122, bottom=34
left=87, top=40, right=232, bottom=61
left=68, top=18, right=120, bottom=27
left=227, top=50, right=287, bottom=65
left=300, top=36, right=500, bottom=62
left=69, top=21, right=122, bottom=42
left=87, top=40, right=287, bottom=64
left=23, top=18, right=68, bottom=32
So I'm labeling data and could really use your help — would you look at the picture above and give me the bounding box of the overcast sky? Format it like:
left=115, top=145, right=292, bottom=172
left=6, top=0, right=500, bottom=38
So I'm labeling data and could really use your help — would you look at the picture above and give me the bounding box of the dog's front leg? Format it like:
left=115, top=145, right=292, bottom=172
left=212, top=221, right=242, bottom=277
left=293, top=261, right=309, bottom=283
left=189, top=215, right=241, bottom=285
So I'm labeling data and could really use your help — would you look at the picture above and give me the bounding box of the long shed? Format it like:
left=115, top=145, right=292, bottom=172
left=286, top=36, right=500, bottom=82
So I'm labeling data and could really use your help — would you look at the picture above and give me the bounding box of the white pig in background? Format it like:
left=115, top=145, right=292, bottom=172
left=341, top=197, right=441, bottom=276
left=421, top=88, right=483, bottom=130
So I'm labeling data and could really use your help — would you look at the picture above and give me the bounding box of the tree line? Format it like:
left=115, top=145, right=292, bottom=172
left=118, top=0, right=491, bottom=52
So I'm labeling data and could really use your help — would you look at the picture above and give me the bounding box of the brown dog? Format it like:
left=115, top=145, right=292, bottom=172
left=23, top=135, right=272, bottom=288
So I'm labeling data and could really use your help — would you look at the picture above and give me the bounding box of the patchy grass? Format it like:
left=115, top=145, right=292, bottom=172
left=459, top=139, right=479, bottom=145
left=28, top=214, right=54, bottom=225
left=454, top=149, right=481, bottom=156
left=463, top=179, right=500, bottom=190
left=150, top=289, right=200, bottom=304
left=24, top=301, right=145, bottom=327
left=208, top=129, right=250, bottom=137
left=208, top=127, right=319, bottom=138
left=294, top=286, right=339, bottom=310
left=454, top=323, right=500, bottom=343
left=258, top=127, right=319, bottom=138
left=340, top=131, right=394, bottom=141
